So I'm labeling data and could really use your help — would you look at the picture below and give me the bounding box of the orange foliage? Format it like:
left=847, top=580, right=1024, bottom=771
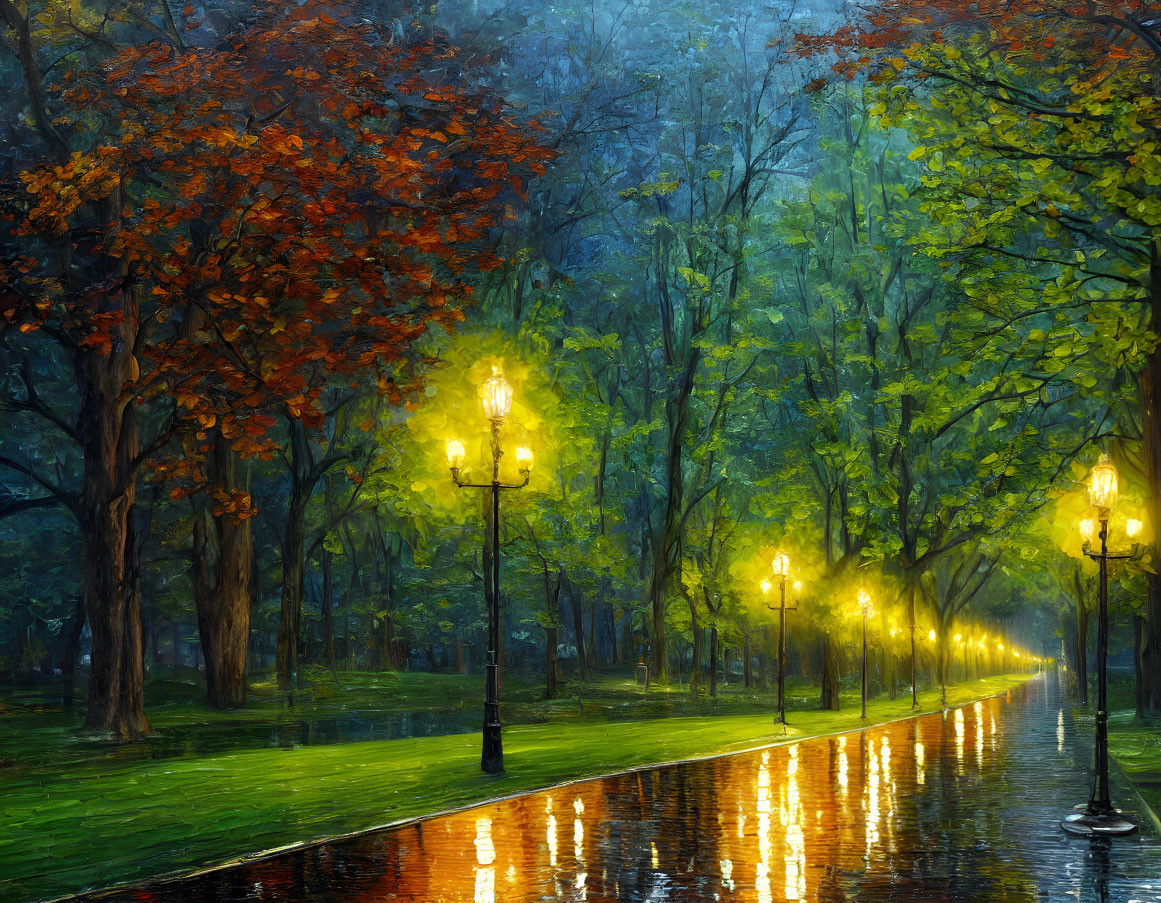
left=7, top=0, right=554, bottom=493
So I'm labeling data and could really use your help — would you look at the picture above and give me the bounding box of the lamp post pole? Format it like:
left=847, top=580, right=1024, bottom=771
left=765, top=554, right=799, bottom=725
left=447, top=367, right=532, bottom=775
left=1061, top=453, right=1139, bottom=837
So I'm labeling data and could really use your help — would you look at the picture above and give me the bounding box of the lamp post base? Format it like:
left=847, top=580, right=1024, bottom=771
left=481, top=715, right=504, bottom=774
left=1060, top=810, right=1139, bottom=837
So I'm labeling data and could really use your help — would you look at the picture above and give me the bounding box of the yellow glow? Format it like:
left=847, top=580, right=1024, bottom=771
left=955, top=708, right=965, bottom=765
left=997, top=643, right=1004, bottom=652
left=857, top=588, right=873, bottom=616
left=954, top=633, right=962, bottom=644
left=516, top=446, right=533, bottom=471
left=446, top=438, right=466, bottom=468
left=928, top=629, right=936, bottom=642
left=772, top=552, right=790, bottom=576
left=1014, top=652, right=1020, bottom=658
left=1088, top=453, right=1118, bottom=512
left=1080, top=518, right=1094, bottom=542
left=761, top=578, right=772, bottom=595
left=793, top=580, right=803, bottom=592
left=915, top=739, right=925, bottom=786
left=480, top=366, right=514, bottom=422
left=1128, top=518, right=1142, bottom=538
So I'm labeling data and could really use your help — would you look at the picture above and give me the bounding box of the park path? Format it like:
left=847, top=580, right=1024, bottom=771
left=80, top=674, right=1161, bottom=902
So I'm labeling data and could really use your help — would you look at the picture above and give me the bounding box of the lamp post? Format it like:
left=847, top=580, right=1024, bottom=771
left=447, top=365, right=532, bottom=775
left=1061, top=453, right=1139, bottom=837
left=856, top=588, right=873, bottom=720
left=762, top=553, right=799, bottom=725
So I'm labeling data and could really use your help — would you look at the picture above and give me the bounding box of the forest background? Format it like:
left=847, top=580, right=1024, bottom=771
left=3, top=0, right=1161, bottom=741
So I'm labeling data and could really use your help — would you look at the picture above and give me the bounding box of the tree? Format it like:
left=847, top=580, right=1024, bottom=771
left=3, top=0, right=551, bottom=727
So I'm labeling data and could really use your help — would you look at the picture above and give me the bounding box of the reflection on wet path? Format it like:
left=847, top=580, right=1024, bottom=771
left=84, top=675, right=1161, bottom=902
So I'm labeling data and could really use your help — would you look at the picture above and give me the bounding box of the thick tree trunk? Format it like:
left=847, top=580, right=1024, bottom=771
left=61, top=597, right=85, bottom=710
left=191, top=434, right=252, bottom=709
left=820, top=632, right=840, bottom=711
left=76, top=333, right=150, bottom=739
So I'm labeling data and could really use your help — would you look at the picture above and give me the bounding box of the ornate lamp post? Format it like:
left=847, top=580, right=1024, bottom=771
left=762, top=553, right=799, bottom=725
left=446, top=365, right=532, bottom=775
left=1061, top=453, right=1139, bottom=837
left=856, top=588, right=874, bottom=720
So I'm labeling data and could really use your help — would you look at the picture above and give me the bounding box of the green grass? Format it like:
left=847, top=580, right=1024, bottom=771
left=1070, top=672, right=1161, bottom=823
left=0, top=671, right=1032, bottom=902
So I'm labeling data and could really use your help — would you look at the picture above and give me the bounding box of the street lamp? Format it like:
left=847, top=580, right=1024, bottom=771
left=763, top=553, right=798, bottom=725
left=447, top=365, right=532, bottom=775
left=856, top=588, right=874, bottom=720
left=1061, top=453, right=1140, bottom=837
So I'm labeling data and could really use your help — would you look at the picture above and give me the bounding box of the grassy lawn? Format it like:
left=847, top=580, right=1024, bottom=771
left=1072, top=671, right=1161, bottom=824
left=0, top=671, right=1032, bottom=902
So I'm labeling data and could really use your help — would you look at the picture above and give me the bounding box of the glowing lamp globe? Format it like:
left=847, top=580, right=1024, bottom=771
left=760, top=578, right=772, bottom=595
left=856, top=588, right=872, bottom=616
left=480, top=366, right=514, bottom=422
left=1079, top=519, right=1094, bottom=543
left=928, top=629, right=936, bottom=642
left=446, top=438, right=466, bottom=469
left=1088, top=453, right=1118, bottom=514
left=516, top=446, right=533, bottom=472
left=1127, top=518, right=1142, bottom=539
left=772, top=553, right=790, bottom=577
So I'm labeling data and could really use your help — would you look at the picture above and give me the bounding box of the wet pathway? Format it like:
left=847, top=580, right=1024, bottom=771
left=81, top=675, right=1161, bottom=902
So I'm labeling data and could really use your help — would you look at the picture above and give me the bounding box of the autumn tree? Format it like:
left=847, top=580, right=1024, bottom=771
left=3, top=0, right=551, bottom=725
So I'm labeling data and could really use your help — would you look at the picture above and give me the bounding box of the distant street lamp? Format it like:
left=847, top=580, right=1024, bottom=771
left=447, top=365, right=532, bottom=775
left=762, top=553, right=799, bottom=725
left=856, top=588, right=874, bottom=720
left=1061, top=453, right=1140, bottom=838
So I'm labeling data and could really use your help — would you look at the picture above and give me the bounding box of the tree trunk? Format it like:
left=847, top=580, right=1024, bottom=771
left=564, top=568, right=588, bottom=681
left=321, top=547, right=338, bottom=681
left=61, top=597, right=85, bottom=710
left=709, top=625, right=718, bottom=698
left=191, top=434, right=252, bottom=709
left=743, top=629, right=753, bottom=688
left=820, top=632, right=840, bottom=711
left=545, top=625, right=558, bottom=700
left=76, top=334, right=150, bottom=739
left=277, top=419, right=310, bottom=691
